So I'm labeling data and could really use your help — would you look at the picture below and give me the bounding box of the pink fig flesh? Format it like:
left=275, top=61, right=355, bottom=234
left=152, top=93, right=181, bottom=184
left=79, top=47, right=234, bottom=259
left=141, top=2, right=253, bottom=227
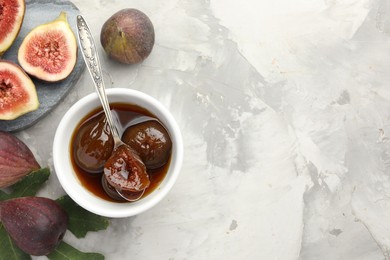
left=0, top=197, right=68, bottom=256
left=0, top=130, right=40, bottom=188
left=0, top=0, right=25, bottom=56
left=18, top=12, right=77, bottom=82
left=0, top=60, right=39, bottom=120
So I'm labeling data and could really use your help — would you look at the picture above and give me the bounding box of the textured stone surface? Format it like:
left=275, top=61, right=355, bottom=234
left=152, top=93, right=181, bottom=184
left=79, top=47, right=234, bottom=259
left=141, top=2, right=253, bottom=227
left=8, top=0, right=390, bottom=259
left=0, top=0, right=85, bottom=132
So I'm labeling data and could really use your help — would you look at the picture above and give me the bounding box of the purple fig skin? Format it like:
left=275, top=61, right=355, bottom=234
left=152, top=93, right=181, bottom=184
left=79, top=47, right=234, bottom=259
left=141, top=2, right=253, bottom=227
left=0, top=131, right=40, bottom=188
left=100, top=8, right=155, bottom=64
left=0, top=197, right=68, bottom=256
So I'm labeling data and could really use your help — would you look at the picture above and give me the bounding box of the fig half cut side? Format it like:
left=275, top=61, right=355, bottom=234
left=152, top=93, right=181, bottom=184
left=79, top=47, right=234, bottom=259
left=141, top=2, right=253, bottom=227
left=18, top=12, right=77, bottom=82
left=0, top=0, right=25, bottom=56
left=0, top=60, right=39, bottom=120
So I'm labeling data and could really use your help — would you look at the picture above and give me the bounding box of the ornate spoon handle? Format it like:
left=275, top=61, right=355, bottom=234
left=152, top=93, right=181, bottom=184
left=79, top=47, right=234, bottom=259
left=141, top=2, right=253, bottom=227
left=76, top=15, right=121, bottom=142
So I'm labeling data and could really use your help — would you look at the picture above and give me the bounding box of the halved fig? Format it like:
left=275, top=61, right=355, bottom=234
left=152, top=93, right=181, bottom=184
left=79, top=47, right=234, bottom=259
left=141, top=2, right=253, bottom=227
left=0, top=60, right=39, bottom=120
left=18, top=12, right=77, bottom=82
left=0, top=0, right=25, bottom=56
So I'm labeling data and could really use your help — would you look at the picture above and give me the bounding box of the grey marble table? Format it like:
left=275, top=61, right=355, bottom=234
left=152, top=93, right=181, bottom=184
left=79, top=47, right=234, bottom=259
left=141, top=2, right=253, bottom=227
left=15, top=0, right=390, bottom=259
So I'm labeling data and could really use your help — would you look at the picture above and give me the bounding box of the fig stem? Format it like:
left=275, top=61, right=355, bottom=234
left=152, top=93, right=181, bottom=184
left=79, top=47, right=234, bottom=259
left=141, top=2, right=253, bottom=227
left=56, top=12, right=68, bottom=23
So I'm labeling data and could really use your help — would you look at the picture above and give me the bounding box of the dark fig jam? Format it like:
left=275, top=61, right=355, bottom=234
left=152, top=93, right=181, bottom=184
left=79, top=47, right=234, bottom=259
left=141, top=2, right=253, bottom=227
left=70, top=103, right=171, bottom=202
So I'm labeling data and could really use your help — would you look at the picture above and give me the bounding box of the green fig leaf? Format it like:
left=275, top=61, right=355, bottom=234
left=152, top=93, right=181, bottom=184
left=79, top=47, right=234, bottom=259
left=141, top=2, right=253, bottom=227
left=0, top=224, right=31, bottom=260
left=47, top=241, right=104, bottom=260
left=56, top=195, right=109, bottom=238
left=0, top=168, right=50, bottom=201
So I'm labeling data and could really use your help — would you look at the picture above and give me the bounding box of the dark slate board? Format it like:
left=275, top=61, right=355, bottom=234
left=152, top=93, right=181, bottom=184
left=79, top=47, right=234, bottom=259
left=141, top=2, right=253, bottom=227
left=0, top=0, right=85, bottom=132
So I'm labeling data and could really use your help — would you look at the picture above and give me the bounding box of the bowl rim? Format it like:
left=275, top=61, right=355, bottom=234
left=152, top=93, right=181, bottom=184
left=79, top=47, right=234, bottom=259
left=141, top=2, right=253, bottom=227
left=53, top=88, right=183, bottom=218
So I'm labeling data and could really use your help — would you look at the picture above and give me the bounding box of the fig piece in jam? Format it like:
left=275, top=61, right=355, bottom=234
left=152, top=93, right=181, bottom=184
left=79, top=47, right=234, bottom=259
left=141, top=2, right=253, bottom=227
left=101, top=174, right=145, bottom=202
left=73, top=113, right=114, bottom=174
left=101, top=175, right=125, bottom=201
left=104, top=144, right=150, bottom=192
left=122, top=120, right=172, bottom=170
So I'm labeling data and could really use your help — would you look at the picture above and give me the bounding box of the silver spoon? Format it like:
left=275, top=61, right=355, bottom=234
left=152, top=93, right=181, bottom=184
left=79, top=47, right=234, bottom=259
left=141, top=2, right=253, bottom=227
left=76, top=15, right=149, bottom=201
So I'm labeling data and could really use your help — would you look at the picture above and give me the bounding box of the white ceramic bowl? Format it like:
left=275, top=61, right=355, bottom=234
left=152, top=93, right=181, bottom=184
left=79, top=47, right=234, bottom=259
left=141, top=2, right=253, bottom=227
left=53, top=88, right=183, bottom=218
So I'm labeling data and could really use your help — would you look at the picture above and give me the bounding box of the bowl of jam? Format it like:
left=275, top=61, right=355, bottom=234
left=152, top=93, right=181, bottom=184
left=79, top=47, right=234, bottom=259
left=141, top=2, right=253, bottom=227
left=53, top=88, right=183, bottom=218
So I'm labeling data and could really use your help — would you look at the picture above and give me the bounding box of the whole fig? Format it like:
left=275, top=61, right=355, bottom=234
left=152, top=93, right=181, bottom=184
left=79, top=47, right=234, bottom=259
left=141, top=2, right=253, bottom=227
left=0, top=197, right=68, bottom=256
left=0, top=130, right=40, bottom=188
left=100, top=8, right=155, bottom=64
